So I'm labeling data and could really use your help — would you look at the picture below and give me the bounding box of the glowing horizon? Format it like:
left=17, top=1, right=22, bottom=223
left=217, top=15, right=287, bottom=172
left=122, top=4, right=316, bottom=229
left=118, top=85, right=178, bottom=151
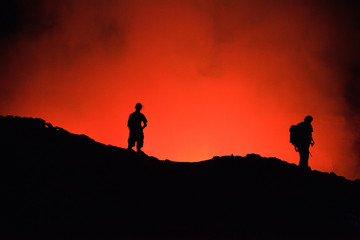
left=1, top=0, right=360, bottom=179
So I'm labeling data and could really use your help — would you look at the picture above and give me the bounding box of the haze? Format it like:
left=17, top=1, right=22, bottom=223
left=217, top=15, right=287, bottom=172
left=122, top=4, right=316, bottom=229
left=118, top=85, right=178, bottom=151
left=1, top=0, right=359, bottom=179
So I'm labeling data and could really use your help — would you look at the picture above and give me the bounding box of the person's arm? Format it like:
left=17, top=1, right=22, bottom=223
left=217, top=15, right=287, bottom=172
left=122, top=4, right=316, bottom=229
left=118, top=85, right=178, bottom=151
left=127, top=114, right=132, bottom=130
left=142, top=115, right=148, bottom=129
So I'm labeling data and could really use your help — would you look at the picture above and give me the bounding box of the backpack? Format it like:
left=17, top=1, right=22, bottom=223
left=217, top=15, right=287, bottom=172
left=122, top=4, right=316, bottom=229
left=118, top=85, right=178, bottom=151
left=289, top=123, right=302, bottom=146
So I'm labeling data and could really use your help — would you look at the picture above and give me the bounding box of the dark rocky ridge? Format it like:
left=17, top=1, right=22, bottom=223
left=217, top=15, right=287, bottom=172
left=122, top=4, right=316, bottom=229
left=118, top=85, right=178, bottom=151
left=1, top=115, right=360, bottom=239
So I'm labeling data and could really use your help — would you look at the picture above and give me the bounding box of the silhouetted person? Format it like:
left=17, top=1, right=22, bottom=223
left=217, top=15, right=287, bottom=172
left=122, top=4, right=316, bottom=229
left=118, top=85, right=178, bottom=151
left=128, top=103, right=147, bottom=152
left=290, top=115, right=315, bottom=169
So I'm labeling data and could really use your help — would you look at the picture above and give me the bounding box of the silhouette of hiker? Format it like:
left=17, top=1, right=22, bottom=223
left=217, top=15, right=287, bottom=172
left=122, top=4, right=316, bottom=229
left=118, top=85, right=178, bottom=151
left=127, top=103, right=147, bottom=152
left=290, top=115, right=315, bottom=169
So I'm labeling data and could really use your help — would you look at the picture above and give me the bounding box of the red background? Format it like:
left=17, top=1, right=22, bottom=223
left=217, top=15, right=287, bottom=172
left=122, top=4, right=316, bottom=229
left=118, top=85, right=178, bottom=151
left=1, top=1, right=359, bottom=179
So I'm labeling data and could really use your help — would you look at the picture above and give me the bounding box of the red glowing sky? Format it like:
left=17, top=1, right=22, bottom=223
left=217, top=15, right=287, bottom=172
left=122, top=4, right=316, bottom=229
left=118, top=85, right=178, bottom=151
left=1, top=0, right=360, bottom=179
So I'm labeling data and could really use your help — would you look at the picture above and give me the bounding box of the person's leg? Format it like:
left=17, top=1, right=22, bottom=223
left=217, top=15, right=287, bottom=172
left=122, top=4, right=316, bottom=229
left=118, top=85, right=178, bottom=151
left=298, top=147, right=309, bottom=168
left=136, top=132, right=144, bottom=152
left=128, top=131, right=135, bottom=150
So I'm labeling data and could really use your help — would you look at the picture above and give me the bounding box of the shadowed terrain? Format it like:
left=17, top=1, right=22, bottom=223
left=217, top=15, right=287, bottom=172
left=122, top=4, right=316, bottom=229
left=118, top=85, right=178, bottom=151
left=1, top=116, right=360, bottom=239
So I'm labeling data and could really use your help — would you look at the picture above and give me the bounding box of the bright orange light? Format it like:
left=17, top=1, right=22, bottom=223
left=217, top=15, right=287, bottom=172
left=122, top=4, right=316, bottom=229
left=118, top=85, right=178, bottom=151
left=1, top=1, right=359, bottom=179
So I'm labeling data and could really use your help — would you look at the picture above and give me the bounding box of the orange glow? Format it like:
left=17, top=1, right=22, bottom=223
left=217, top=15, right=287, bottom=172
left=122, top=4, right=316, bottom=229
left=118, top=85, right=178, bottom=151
left=1, top=1, right=360, bottom=179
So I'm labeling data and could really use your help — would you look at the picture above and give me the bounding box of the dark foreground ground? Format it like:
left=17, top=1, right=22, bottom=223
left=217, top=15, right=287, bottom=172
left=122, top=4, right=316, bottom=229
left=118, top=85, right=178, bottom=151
left=1, top=116, right=360, bottom=239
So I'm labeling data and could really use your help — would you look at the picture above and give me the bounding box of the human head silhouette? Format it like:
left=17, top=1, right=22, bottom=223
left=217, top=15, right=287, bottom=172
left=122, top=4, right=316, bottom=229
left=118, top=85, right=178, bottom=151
left=304, top=115, right=313, bottom=123
left=135, top=103, right=142, bottom=112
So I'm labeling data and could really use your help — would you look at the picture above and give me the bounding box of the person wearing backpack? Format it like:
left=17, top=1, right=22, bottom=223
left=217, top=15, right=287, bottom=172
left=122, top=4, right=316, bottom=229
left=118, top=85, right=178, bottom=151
left=290, top=115, right=315, bottom=169
left=127, top=103, right=148, bottom=153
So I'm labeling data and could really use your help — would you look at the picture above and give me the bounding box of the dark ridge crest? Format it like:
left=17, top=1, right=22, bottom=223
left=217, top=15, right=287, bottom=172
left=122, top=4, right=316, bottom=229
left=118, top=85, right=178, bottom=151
left=1, top=116, right=360, bottom=239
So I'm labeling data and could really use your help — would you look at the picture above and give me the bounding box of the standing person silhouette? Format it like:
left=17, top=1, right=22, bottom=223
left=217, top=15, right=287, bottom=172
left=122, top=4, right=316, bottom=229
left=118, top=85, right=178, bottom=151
left=128, top=103, right=147, bottom=153
left=294, top=115, right=315, bottom=169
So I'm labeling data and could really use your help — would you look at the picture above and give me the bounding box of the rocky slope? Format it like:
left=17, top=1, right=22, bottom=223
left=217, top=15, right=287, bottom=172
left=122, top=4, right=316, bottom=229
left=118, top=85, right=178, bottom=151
left=1, top=115, right=360, bottom=239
